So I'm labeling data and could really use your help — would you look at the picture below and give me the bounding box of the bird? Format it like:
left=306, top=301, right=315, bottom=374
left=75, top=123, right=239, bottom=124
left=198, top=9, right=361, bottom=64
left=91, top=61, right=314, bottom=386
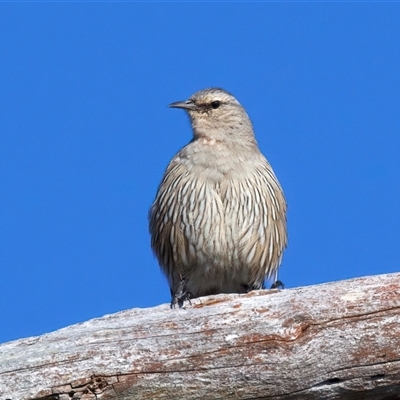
left=149, top=88, right=287, bottom=308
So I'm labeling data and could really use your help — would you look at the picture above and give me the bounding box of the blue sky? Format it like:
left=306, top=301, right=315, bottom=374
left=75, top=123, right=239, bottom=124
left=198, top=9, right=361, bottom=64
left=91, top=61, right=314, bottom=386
left=1, top=3, right=399, bottom=344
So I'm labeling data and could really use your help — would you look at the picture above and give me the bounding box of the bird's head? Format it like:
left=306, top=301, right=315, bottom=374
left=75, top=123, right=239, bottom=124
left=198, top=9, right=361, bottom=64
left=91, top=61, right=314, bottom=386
left=169, top=88, right=256, bottom=146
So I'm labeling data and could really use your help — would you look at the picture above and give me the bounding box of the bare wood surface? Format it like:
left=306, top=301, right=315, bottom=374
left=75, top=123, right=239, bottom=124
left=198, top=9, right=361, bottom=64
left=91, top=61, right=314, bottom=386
left=1, top=273, right=400, bottom=400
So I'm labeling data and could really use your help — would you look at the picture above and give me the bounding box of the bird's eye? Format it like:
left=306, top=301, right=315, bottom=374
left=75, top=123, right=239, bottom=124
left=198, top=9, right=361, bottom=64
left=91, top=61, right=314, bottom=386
left=211, top=101, right=221, bottom=109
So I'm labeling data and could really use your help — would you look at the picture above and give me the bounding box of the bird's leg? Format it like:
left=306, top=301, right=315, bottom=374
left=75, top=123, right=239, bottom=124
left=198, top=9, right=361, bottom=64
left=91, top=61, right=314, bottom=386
left=170, top=277, right=193, bottom=309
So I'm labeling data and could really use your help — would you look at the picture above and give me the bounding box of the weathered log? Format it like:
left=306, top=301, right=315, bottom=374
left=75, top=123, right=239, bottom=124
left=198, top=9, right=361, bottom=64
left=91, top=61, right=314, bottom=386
left=1, top=273, right=400, bottom=400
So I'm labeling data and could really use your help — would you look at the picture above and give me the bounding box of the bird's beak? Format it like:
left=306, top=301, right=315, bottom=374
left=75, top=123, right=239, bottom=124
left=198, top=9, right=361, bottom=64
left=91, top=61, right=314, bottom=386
left=169, top=100, right=198, bottom=111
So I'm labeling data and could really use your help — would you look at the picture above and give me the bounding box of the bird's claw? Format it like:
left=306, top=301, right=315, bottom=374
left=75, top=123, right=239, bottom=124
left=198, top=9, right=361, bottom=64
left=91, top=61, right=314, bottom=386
left=270, top=280, right=285, bottom=289
left=170, top=279, right=194, bottom=308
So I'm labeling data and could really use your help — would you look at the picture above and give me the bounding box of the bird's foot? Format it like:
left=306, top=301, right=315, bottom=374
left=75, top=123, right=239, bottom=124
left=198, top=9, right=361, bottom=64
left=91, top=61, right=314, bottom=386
left=270, top=280, right=285, bottom=289
left=170, top=279, right=194, bottom=309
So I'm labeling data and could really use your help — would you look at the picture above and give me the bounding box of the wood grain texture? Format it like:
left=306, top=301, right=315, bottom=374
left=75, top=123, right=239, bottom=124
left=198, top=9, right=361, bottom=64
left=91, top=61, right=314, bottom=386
left=1, top=273, right=400, bottom=400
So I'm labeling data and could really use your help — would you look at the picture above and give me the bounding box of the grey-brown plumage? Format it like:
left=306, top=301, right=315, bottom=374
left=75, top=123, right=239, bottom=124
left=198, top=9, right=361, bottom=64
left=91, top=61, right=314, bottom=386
left=149, top=88, right=287, bottom=307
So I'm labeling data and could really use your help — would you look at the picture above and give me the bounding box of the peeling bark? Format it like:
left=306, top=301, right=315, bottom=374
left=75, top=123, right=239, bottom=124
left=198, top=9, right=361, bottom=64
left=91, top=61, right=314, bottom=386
left=1, top=273, right=400, bottom=400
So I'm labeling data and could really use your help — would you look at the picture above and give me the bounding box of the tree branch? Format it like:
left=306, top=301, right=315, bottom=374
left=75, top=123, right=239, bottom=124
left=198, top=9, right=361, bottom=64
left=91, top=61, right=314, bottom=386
left=1, top=273, right=400, bottom=399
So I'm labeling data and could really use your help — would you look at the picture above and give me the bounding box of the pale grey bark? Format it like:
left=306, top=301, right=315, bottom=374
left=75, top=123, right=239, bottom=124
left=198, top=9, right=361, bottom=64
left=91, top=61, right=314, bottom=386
left=1, top=273, right=400, bottom=400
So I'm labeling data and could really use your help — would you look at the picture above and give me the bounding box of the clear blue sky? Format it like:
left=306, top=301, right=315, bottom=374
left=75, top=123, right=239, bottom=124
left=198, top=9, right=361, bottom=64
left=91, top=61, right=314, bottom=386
left=1, top=3, right=399, bottom=344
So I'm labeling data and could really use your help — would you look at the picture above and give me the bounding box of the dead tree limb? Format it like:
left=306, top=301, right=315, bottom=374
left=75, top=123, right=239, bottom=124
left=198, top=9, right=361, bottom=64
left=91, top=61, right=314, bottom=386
left=1, top=272, right=400, bottom=400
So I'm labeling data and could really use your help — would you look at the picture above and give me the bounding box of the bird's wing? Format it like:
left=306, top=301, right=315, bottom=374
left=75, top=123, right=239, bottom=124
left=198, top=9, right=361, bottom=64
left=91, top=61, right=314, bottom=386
left=228, top=161, right=287, bottom=283
left=149, top=158, right=226, bottom=289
